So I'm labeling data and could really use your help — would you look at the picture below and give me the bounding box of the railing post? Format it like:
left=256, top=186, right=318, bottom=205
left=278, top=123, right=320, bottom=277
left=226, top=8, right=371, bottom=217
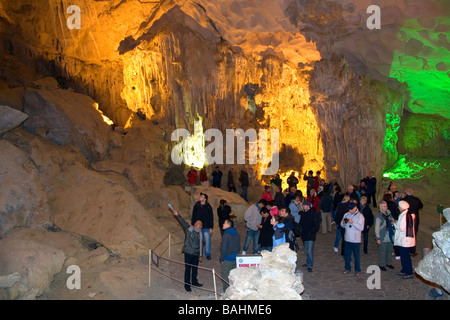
left=149, top=249, right=151, bottom=287
left=212, top=268, right=217, bottom=300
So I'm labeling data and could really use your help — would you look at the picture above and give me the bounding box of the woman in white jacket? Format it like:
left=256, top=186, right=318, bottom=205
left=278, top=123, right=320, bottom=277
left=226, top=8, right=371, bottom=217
left=394, top=200, right=416, bottom=279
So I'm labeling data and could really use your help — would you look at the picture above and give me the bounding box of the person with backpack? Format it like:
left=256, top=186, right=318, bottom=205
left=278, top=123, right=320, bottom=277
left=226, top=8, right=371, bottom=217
left=279, top=207, right=298, bottom=251
left=299, top=200, right=320, bottom=272
left=271, top=214, right=287, bottom=249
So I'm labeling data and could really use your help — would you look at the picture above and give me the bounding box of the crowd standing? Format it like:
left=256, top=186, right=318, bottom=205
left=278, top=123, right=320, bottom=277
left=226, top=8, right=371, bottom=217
left=177, top=167, right=424, bottom=292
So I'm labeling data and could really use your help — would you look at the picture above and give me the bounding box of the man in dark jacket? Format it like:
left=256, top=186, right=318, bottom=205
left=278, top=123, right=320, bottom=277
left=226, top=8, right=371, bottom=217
left=334, top=195, right=350, bottom=256
left=191, top=193, right=214, bottom=260
left=212, top=166, right=223, bottom=188
left=274, top=186, right=286, bottom=210
left=365, top=171, right=377, bottom=208
left=303, top=170, right=315, bottom=196
left=239, top=168, right=249, bottom=202
left=287, top=172, right=299, bottom=189
left=285, top=186, right=298, bottom=207
left=360, top=196, right=374, bottom=254
left=319, top=186, right=334, bottom=234
left=217, top=199, right=232, bottom=237
left=172, top=209, right=204, bottom=292
left=299, top=200, right=320, bottom=272
left=227, top=168, right=236, bottom=192
left=220, top=219, right=241, bottom=292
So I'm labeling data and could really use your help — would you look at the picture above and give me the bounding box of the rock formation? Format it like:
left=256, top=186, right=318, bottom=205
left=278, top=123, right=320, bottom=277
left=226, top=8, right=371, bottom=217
left=0, top=105, right=28, bottom=135
left=223, top=243, right=304, bottom=300
left=416, top=208, right=450, bottom=294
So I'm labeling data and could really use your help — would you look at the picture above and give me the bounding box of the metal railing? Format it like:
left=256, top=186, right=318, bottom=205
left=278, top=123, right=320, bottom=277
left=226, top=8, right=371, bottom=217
left=148, top=232, right=228, bottom=300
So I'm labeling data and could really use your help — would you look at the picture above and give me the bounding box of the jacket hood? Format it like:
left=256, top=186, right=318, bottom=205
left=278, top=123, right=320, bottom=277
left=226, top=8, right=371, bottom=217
left=225, top=227, right=238, bottom=236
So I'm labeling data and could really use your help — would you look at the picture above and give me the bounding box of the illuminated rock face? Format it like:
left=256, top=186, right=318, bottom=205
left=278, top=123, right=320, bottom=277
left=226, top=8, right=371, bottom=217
left=0, top=0, right=448, bottom=186
left=397, top=110, right=450, bottom=158
left=118, top=5, right=325, bottom=183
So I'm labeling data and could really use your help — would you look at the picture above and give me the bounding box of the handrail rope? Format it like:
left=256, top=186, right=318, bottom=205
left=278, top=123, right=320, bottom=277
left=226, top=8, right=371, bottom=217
left=152, top=233, right=170, bottom=252
left=156, top=240, right=184, bottom=257
left=150, top=264, right=224, bottom=296
left=157, top=254, right=229, bottom=284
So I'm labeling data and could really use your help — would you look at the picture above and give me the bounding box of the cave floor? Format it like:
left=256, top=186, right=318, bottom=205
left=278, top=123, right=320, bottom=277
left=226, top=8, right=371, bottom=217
left=40, top=205, right=442, bottom=301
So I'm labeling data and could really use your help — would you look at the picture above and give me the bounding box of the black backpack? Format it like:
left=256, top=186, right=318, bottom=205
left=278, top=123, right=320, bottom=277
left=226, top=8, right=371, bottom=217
left=293, top=221, right=302, bottom=237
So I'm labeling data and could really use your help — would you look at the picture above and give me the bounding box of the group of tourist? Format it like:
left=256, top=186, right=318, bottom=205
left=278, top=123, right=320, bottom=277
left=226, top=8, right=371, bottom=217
left=186, top=166, right=250, bottom=201
left=174, top=169, right=423, bottom=292
left=187, top=166, right=224, bottom=189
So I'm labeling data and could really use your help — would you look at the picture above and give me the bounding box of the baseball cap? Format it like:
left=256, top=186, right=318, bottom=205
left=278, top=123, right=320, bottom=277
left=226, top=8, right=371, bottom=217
left=302, top=200, right=312, bottom=207
left=348, top=202, right=357, bottom=210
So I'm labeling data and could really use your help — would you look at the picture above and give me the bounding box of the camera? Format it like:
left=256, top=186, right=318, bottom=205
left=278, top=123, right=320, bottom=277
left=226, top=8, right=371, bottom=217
left=343, top=218, right=349, bottom=223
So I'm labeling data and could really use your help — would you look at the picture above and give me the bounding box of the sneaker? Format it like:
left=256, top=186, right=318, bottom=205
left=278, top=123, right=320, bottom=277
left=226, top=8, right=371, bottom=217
left=386, top=265, right=395, bottom=269
left=396, top=272, right=406, bottom=276
left=206, top=256, right=211, bottom=260
left=333, top=247, right=339, bottom=253
left=342, top=270, right=350, bottom=274
left=379, top=266, right=387, bottom=271
left=429, top=288, right=444, bottom=299
left=402, top=274, right=414, bottom=279
left=184, top=285, right=192, bottom=292
left=395, top=256, right=401, bottom=261
left=355, top=272, right=360, bottom=277
left=308, top=267, right=313, bottom=273
left=241, top=251, right=246, bottom=255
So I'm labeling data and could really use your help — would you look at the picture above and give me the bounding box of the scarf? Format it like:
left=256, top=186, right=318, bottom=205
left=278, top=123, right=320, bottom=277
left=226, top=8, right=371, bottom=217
left=405, top=210, right=414, bottom=238
left=188, top=226, right=203, bottom=256
left=381, top=211, right=394, bottom=243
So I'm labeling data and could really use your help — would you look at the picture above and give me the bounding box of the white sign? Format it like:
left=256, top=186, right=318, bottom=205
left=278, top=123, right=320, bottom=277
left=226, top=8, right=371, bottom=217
left=236, top=254, right=262, bottom=268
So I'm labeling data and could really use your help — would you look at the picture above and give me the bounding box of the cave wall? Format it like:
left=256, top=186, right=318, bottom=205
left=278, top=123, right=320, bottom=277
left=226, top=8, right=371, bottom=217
left=398, top=110, right=450, bottom=158
left=0, top=0, right=326, bottom=186
left=1, top=0, right=448, bottom=189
